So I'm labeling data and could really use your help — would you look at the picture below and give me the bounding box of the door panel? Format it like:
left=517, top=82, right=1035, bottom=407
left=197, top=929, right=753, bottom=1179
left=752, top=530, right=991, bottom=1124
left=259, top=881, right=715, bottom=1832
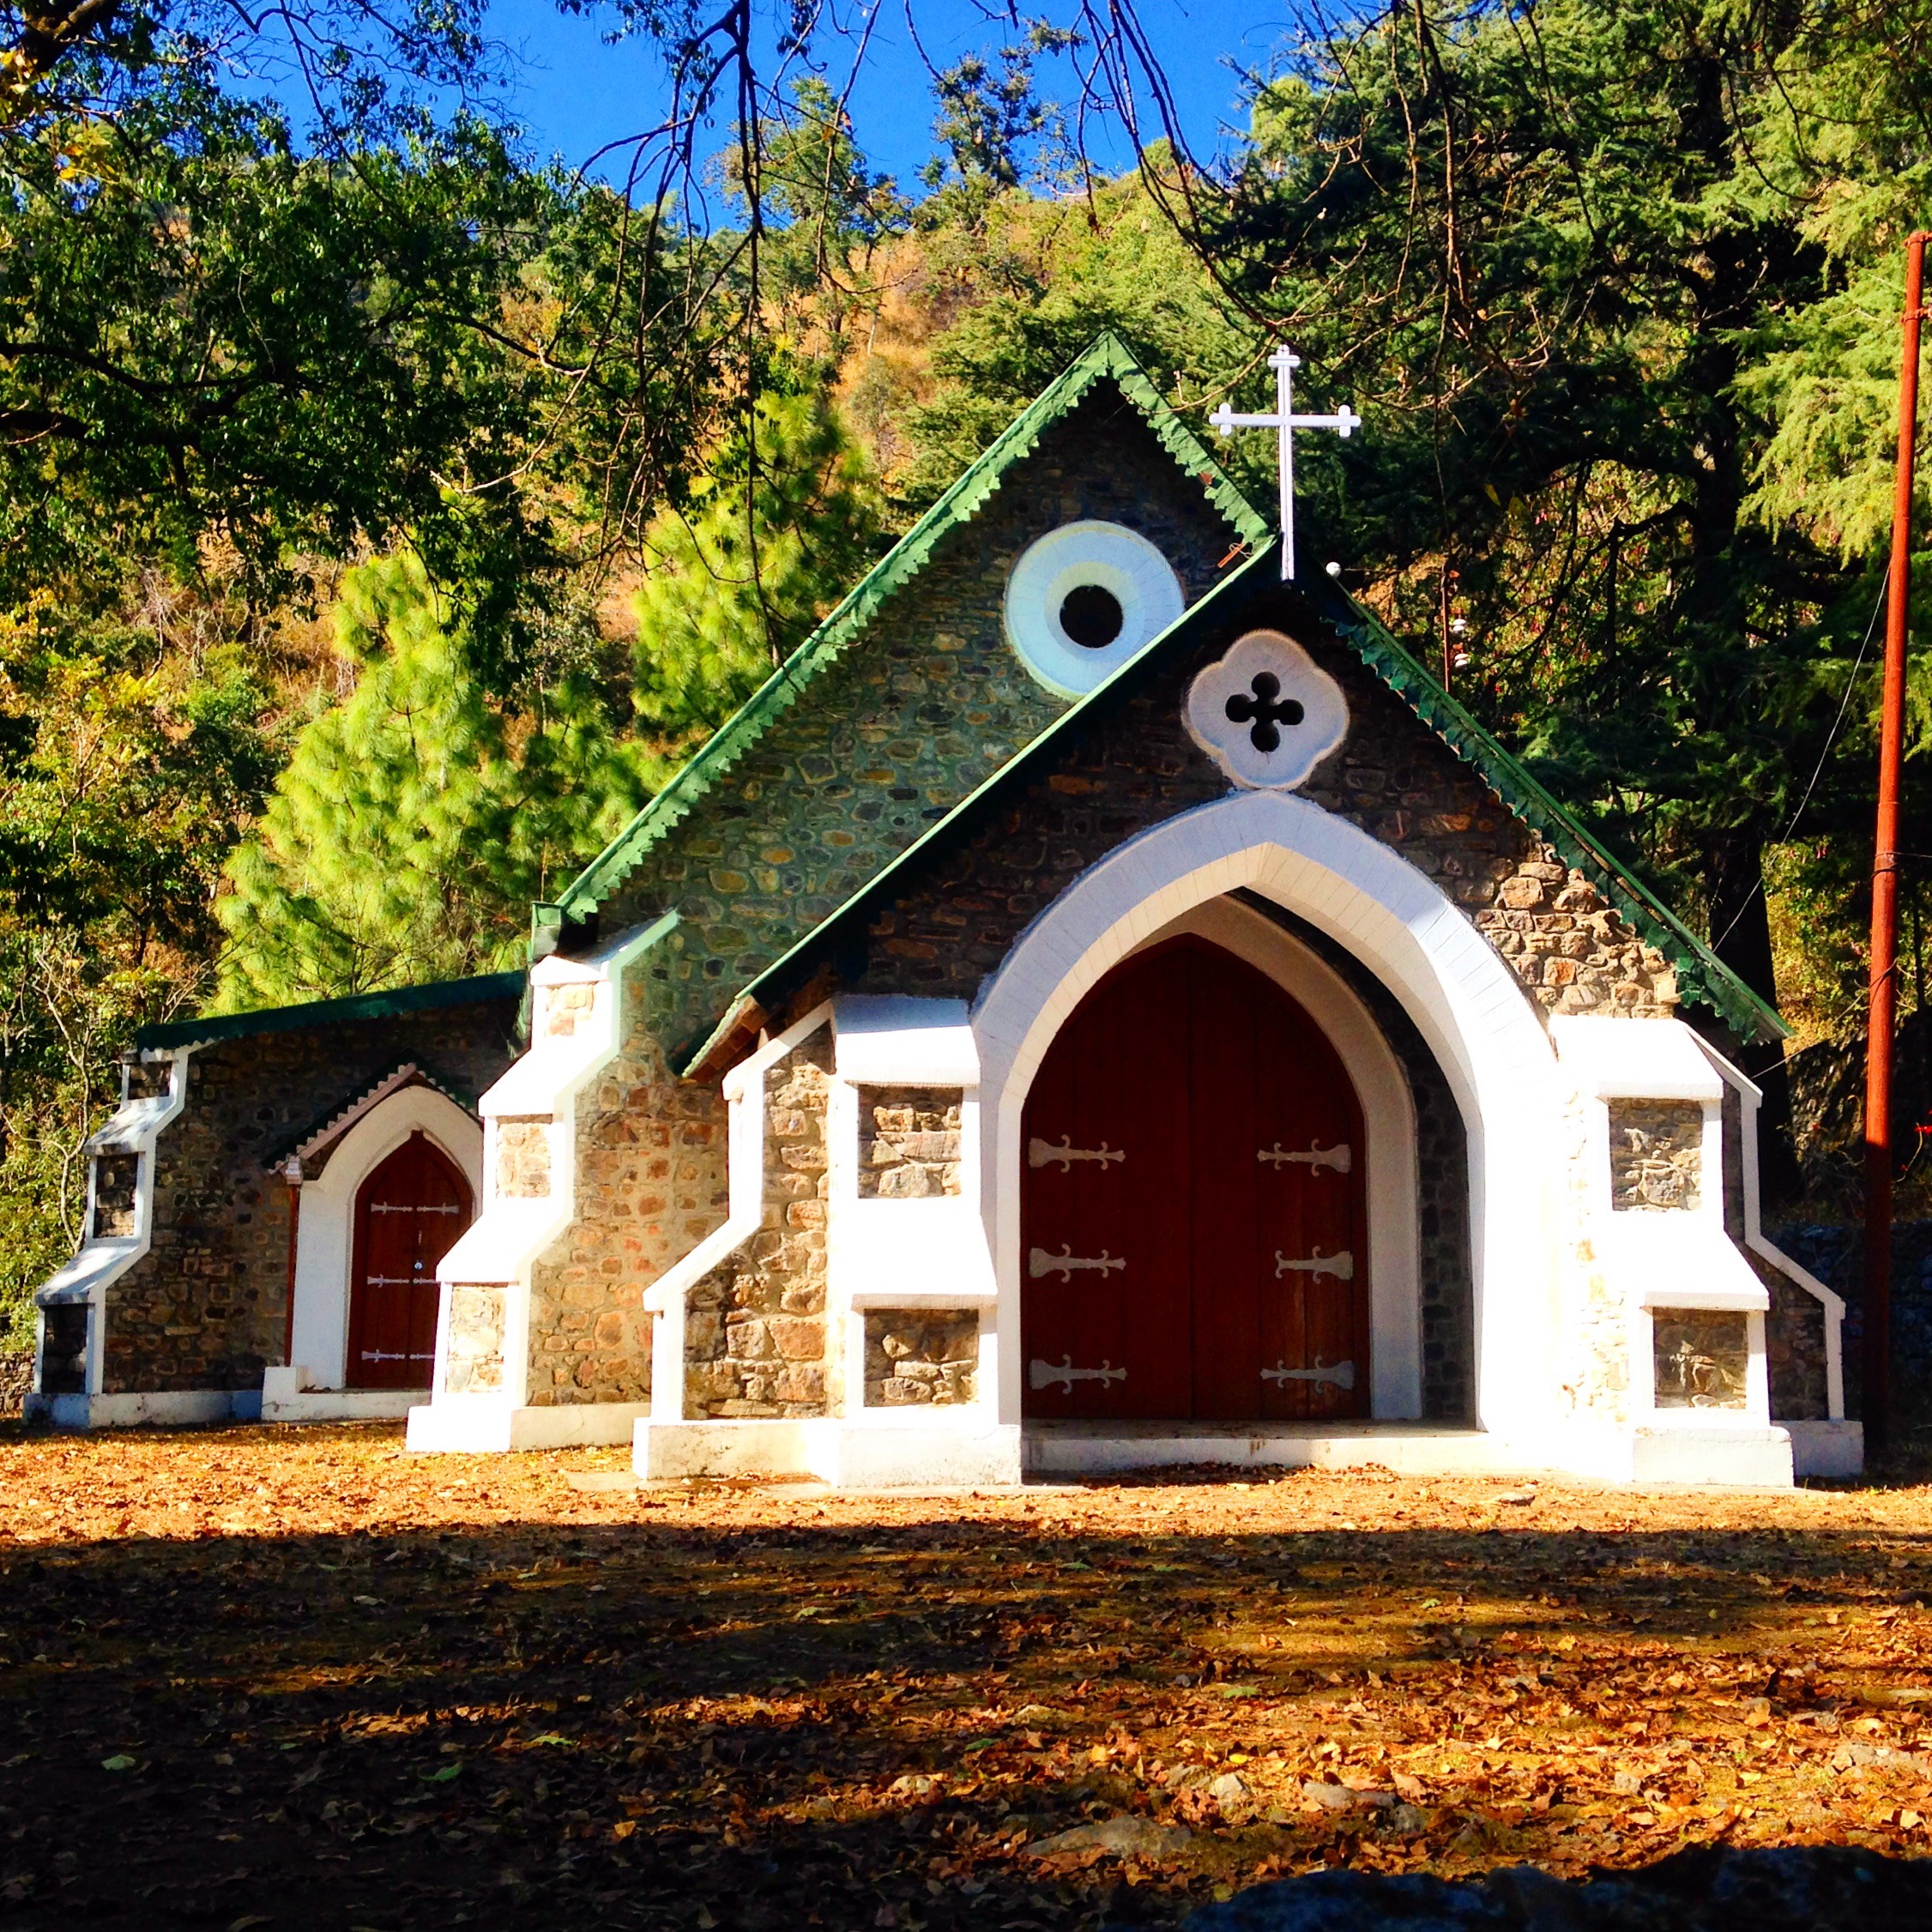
left=1186, top=951, right=1265, bottom=1420
left=1253, top=983, right=1368, bottom=1421
left=1021, top=950, right=1192, bottom=1418
left=1021, top=934, right=1369, bottom=1422
left=346, top=1133, right=472, bottom=1390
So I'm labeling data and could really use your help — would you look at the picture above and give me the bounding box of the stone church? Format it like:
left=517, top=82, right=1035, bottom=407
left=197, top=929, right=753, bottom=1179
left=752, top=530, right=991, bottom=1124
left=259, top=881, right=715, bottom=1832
left=32, top=334, right=1860, bottom=1486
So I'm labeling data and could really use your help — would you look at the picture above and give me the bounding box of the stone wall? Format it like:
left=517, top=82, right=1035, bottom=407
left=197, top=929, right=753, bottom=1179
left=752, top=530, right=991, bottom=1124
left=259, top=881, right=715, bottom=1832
left=1768, top=1221, right=1932, bottom=1433
left=1235, top=894, right=1476, bottom=1422
left=857, top=1087, right=963, bottom=1198
left=83, top=991, right=519, bottom=1397
left=92, top=1155, right=140, bottom=1238
left=864, top=1310, right=978, bottom=1407
left=1651, top=1307, right=1749, bottom=1409
left=1475, top=867, right=1679, bottom=1019
left=0, top=1350, right=32, bottom=1414
left=496, top=1121, right=551, bottom=1199
left=521, top=960, right=728, bottom=1409
left=1557, top=1081, right=1631, bottom=1426
left=829, top=583, right=1677, bottom=1034
left=39, top=1305, right=88, bottom=1397
left=443, top=1284, right=505, bottom=1394
left=600, top=394, right=1241, bottom=1066
left=683, top=1027, right=832, bottom=1419
left=1609, top=1100, right=1704, bottom=1211
left=1719, top=1085, right=1828, bottom=1424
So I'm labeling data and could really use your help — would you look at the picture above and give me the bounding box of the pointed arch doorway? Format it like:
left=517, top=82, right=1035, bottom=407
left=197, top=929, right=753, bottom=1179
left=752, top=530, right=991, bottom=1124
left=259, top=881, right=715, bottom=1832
left=346, top=1132, right=472, bottom=1390
left=1021, top=935, right=1368, bottom=1421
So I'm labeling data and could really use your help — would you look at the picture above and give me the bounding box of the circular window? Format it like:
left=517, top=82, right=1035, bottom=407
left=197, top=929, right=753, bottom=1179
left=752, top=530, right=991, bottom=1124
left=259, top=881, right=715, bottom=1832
left=1003, top=520, right=1186, bottom=697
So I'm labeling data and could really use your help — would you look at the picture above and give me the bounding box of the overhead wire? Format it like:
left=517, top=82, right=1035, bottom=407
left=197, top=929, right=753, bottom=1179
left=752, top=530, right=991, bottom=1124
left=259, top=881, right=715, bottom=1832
left=1708, top=565, right=1891, bottom=957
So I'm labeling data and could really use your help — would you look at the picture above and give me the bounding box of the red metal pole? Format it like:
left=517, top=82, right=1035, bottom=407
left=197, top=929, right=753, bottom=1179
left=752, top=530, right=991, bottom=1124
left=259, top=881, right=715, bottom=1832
left=1863, top=229, right=1928, bottom=1464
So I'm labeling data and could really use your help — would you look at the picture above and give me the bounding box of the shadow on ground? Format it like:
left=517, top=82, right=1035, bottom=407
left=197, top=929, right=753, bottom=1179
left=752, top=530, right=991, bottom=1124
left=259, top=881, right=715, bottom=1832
left=3, top=1463, right=1932, bottom=1928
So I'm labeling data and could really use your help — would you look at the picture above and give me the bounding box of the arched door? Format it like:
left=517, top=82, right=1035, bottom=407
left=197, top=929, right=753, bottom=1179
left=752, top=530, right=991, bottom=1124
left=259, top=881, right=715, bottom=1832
left=346, top=1132, right=472, bottom=1390
left=1021, top=936, right=1368, bottom=1422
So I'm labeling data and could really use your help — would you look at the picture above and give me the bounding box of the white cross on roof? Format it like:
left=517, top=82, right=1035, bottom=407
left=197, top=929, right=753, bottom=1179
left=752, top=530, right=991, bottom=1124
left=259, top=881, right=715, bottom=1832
left=1209, top=346, right=1361, bottom=582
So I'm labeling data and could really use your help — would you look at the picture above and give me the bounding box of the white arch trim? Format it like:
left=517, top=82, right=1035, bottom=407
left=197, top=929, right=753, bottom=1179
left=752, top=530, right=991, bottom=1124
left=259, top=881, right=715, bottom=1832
left=971, top=788, right=1565, bottom=1437
left=1126, top=896, right=1423, bottom=1418
left=289, top=1086, right=484, bottom=1390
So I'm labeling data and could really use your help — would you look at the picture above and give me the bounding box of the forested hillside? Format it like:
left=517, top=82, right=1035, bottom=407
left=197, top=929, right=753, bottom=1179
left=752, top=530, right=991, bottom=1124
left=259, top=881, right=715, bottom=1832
left=3, top=0, right=1929, bottom=1332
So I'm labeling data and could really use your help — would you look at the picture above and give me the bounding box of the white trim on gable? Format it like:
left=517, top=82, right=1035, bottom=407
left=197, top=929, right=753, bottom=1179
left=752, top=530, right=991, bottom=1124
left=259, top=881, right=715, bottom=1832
left=971, top=788, right=1567, bottom=1444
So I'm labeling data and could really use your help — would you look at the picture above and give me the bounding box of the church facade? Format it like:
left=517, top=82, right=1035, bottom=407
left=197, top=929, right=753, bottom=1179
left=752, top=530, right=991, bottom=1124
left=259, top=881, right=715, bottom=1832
left=33, top=335, right=1859, bottom=1484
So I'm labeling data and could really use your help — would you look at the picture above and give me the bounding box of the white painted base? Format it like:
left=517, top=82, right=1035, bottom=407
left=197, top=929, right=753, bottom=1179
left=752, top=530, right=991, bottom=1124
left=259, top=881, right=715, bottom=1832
left=405, top=1398, right=649, bottom=1452
left=1023, top=1421, right=1558, bottom=1479
left=261, top=1367, right=424, bottom=1424
left=25, top=1388, right=263, bottom=1428
left=1785, top=1418, right=1865, bottom=1479
left=634, top=1417, right=1025, bottom=1487
left=636, top=1419, right=821, bottom=1480
left=817, top=1422, right=1023, bottom=1488
left=1627, top=1426, right=1795, bottom=1488
left=1023, top=1419, right=1805, bottom=1488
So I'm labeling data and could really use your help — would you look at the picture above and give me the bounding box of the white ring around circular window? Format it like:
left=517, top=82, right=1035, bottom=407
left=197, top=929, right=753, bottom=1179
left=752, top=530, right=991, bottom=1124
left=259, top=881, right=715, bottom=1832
left=1003, top=520, right=1186, bottom=697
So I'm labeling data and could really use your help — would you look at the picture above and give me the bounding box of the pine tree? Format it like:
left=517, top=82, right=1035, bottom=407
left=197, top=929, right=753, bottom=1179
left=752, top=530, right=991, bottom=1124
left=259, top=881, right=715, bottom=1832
left=631, top=390, right=884, bottom=756
left=217, top=553, right=646, bottom=1008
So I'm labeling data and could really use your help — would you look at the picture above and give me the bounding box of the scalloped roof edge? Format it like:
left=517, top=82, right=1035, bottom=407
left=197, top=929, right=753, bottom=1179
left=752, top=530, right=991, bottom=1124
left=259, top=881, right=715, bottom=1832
left=551, top=331, right=1270, bottom=925
left=701, top=553, right=1783, bottom=1056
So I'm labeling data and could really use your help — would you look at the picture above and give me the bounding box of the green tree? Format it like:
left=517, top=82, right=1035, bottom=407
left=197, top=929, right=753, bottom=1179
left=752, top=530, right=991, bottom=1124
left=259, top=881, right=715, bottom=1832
left=217, top=552, right=648, bottom=1008
left=630, top=389, right=884, bottom=755
left=1134, top=0, right=1932, bottom=1193
left=0, top=590, right=283, bottom=1337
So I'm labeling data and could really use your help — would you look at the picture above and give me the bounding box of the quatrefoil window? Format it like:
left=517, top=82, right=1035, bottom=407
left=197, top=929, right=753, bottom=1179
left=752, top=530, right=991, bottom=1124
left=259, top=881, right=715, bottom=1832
left=1225, top=672, right=1305, bottom=752
left=1186, top=630, right=1349, bottom=789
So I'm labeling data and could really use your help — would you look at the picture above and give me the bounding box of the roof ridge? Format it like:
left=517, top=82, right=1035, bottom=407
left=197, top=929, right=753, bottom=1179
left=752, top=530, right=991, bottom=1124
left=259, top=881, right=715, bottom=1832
left=135, top=969, right=527, bottom=1053
left=703, top=553, right=1783, bottom=1053
left=552, top=330, right=1267, bottom=925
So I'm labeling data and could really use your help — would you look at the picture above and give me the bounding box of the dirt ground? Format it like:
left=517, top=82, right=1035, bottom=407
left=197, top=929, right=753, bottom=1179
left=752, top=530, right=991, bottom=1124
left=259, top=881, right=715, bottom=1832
left=3, top=1425, right=1931, bottom=1929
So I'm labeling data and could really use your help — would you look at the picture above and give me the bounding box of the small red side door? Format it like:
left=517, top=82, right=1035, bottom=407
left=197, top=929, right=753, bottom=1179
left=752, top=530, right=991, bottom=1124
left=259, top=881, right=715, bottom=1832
left=345, top=1133, right=471, bottom=1390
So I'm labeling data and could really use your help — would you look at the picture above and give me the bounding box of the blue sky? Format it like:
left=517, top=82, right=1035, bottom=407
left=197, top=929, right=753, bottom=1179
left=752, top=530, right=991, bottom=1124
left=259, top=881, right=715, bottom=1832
left=483, top=0, right=1308, bottom=188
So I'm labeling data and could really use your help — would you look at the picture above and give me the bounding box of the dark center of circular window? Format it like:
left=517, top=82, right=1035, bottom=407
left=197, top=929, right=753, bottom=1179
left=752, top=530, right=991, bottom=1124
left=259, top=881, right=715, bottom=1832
left=1059, top=583, right=1125, bottom=649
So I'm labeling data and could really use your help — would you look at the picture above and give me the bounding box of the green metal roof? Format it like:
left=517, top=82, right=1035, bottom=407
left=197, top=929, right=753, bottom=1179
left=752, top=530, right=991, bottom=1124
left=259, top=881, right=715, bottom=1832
left=553, top=331, right=1270, bottom=926
left=705, top=548, right=1784, bottom=1056
left=134, top=969, right=527, bottom=1054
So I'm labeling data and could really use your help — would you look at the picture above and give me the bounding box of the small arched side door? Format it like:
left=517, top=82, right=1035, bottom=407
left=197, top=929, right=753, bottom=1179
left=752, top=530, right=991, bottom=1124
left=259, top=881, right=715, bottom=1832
left=345, top=1132, right=473, bottom=1390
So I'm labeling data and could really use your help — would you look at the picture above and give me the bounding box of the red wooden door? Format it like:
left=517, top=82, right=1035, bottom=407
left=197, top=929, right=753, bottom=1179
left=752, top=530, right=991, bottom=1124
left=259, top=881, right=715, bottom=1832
left=1021, top=937, right=1367, bottom=1422
left=346, top=1133, right=472, bottom=1390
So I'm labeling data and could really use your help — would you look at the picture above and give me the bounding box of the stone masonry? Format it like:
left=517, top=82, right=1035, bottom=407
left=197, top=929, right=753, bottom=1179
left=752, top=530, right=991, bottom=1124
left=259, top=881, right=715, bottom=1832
left=443, top=1283, right=506, bottom=1394
left=522, top=958, right=727, bottom=1408
left=1474, top=868, right=1678, bottom=1020
left=605, top=394, right=1241, bottom=1068
left=90, top=988, right=518, bottom=1397
left=1609, top=1100, right=1704, bottom=1211
left=92, top=1155, right=140, bottom=1238
left=864, top=1309, right=978, bottom=1407
left=684, top=1026, right=832, bottom=1419
left=1558, top=1079, right=1630, bottom=1425
left=0, top=1350, right=30, bottom=1415
left=1651, top=1307, right=1749, bottom=1408
left=820, top=584, right=1678, bottom=1035
left=496, top=1121, right=552, bottom=1199
left=858, top=1087, right=963, bottom=1198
